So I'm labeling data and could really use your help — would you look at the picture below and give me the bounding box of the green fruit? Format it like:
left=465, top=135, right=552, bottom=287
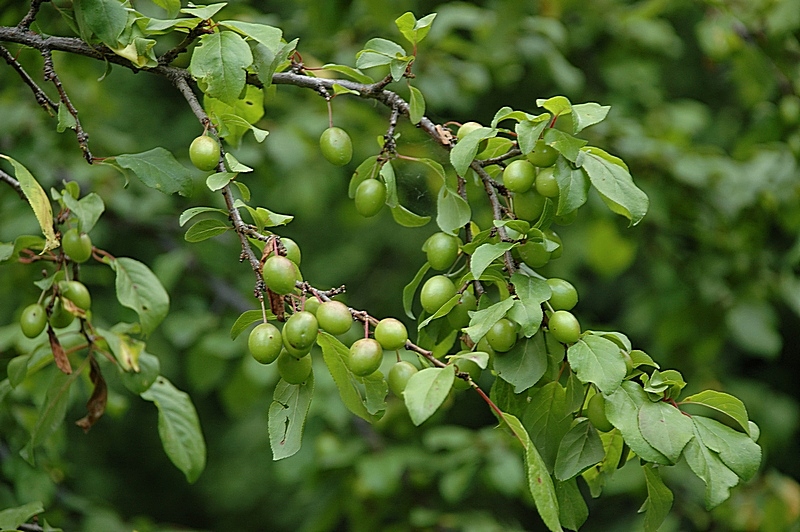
left=549, top=310, right=581, bottom=344
left=320, top=126, right=353, bottom=166
left=446, top=289, right=477, bottom=329
left=513, top=190, right=546, bottom=222
left=486, top=318, right=517, bottom=353
left=277, top=350, right=313, bottom=384
left=456, top=121, right=483, bottom=141
left=475, top=337, right=495, bottom=359
left=248, top=323, right=282, bottom=364
left=348, top=338, right=383, bottom=376
left=354, top=179, right=386, bottom=217
left=503, top=160, right=536, bottom=193
left=453, top=358, right=481, bottom=390
left=547, top=278, right=578, bottom=311
left=586, top=393, right=613, bottom=432
left=526, top=139, right=558, bottom=167
left=374, top=318, right=408, bottom=351
left=388, top=360, right=418, bottom=396
left=283, top=310, right=318, bottom=352
left=420, top=275, right=457, bottom=314
left=535, top=167, right=559, bottom=198
left=304, top=297, right=320, bottom=315
left=189, top=135, right=220, bottom=172
left=281, top=237, right=301, bottom=265
left=518, top=240, right=551, bottom=268
left=20, top=303, right=47, bottom=338
left=263, top=255, right=299, bottom=295
left=60, top=280, right=91, bottom=310
left=49, top=297, right=75, bottom=328
left=62, top=228, right=92, bottom=263
left=316, top=300, right=352, bottom=336
left=424, top=232, right=460, bottom=271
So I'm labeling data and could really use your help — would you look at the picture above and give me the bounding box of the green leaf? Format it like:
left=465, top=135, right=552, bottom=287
left=437, top=185, right=471, bottom=234
left=56, top=102, right=77, bottom=132
left=321, top=63, right=374, bottom=83
left=185, top=218, right=229, bottom=242
left=205, top=85, right=265, bottom=147
left=510, top=272, right=549, bottom=337
left=692, top=416, right=761, bottom=482
left=110, top=257, right=170, bottom=335
left=523, top=382, right=573, bottom=472
left=680, top=390, right=751, bottom=436
left=502, top=413, right=563, bottom=532
left=578, top=147, right=649, bottom=226
left=74, top=0, right=128, bottom=47
left=390, top=204, right=431, bottom=227
left=0, top=155, right=58, bottom=252
left=555, top=478, right=588, bottom=531
left=554, top=418, right=605, bottom=481
left=150, top=0, right=180, bottom=17
left=181, top=3, right=226, bottom=20
left=381, top=161, right=399, bottom=208
left=450, top=126, right=496, bottom=175
left=604, top=381, right=671, bottom=464
left=114, top=147, right=193, bottom=196
left=21, top=371, right=78, bottom=466
left=471, top=242, right=516, bottom=280
left=571, top=102, right=610, bottom=134
left=516, top=117, right=550, bottom=154
left=317, top=332, right=379, bottom=423
left=408, top=85, right=425, bottom=124
left=640, top=464, right=674, bottom=532
left=404, top=365, right=455, bottom=426
left=61, top=191, right=105, bottom=233
left=537, top=96, right=573, bottom=117
left=219, top=20, right=282, bottom=52
left=269, top=375, right=314, bottom=460
left=464, top=297, right=516, bottom=344
left=491, top=106, right=539, bottom=127
left=567, top=335, right=627, bottom=394
left=417, top=293, right=462, bottom=331
left=638, top=400, right=694, bottom=464
left=8, top=355, right=30, bottom=388
left=395, top=12, right=437, bottom=45
left=349, top=156, right=381, bottom=198
left=179, top=206, right=227, bottom=227
left=494, top=334, right=548, bottom=393
left=332, top=83, right=360, bottom=96
left=684, top=420, right=741, bottom=509
left=98, top=327, right=145, bottom=372
left=543, top=128, right=587, bottom=163
left=356, top=38, right=410, bottom=79
left=0, top=501, right=45, bottom=530
left=119, top=351, right=160, bottom=395
left=252, top=38, right=297, bottom=90
left=190, top=31, right=253, bottom=104
left=553, top=158, right=589, bottom=216
left=403, top=262, right=431, bottom=319
left=206, top=172, right=236, bottom=192
left=141, top=377, right=206, bottom=483
left=230, top=310, right=271, bottom=340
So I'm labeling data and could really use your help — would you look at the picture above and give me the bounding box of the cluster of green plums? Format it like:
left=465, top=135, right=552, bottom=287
left=19, top=280, right=92, bottom=338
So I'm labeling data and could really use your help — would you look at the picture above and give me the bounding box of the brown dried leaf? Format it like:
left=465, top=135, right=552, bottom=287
left=75, top=356, right=107, bottom=433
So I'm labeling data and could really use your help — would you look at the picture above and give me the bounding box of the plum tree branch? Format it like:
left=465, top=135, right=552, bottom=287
left=0, top=168, right=25, bottom=199
left=0, top=44, right=57, bottom=113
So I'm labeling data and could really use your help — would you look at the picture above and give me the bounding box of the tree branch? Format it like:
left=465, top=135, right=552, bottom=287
left=0, top=44, right=56, bottom=113
left=41, top=48, right=92, bottom=163
left=0, top=167, right=25, bottom=199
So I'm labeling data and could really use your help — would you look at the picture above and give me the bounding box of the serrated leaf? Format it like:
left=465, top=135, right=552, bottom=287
left=464, top=297, right=516, bottom=344
left=537, top=96, right=573, bottom=117
left=502, top=413, right=563, bottom=532
left=437, top=185, right=471, bottom=234
left=604, top=381, right=671, bottom=464
left=571, top=102, right=610, bottom=134
left=190, top=31, right=253, bottom=104
left=185, top=219, right=229, bottom=242
left=390, top=204, right=431, bottom=227
left=0, top=501, right=45, bottom=530
left=404, top=365, right=455, bottom=426
left=579, top=147, right=648, bottom=226
left=110, top=257, right=170, bottom=335
left=408, top=85, right=425, bottom=124
left=114, top=147, right=193, bottom=196
left=680, top=390, right=750, bottom=435
left=554, top=418, right=605, bottom=481
left=74, top=0, right=128, bottom=47
left=179, top=206, right=227, bottom=227
left=638, top=400, right=694, bottom=464
left=517, top=117, right=550, bottom=154
left=269, top=375, right=314, bottom=460
left=471, top=242, right=516, bottom=280
left=0, top=155, right=58, bottom=252
left=61, top=191, right=105, bottom=233
left=321, top=63, right=374, bottom=83
left=692, top=416, right=761, bottom=482
left=684, top=421, right=741, bottom=509
left=640, top=464, right=673, bottom=532
left=523, top=381, right=573, bottom=472
left=403, top=262, right=431, bottom=319
left=567, top=335, right=627, bottom=394
left=317, top=332, right=379, bottom=423
left=141, top=377, right=206, bottom=483
left=450, top=127, right=496, bottom=175
left=543, top=128, right=587, bottom=163
left=219, top=20, right=282, bottom=52
left=495, top=334, right=549, bottom=394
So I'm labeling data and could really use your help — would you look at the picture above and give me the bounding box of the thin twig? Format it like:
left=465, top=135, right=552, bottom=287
left=471, top=161, right=516, bottom=274
left=42, top=49, right=92, bottom=163
left=158, top=20, right=211, bottom=66
left=17, top=0, right=49, bottom=30
left=0, top=167, right=25, bottom=199
left=0, top=44, right=57, bottom=113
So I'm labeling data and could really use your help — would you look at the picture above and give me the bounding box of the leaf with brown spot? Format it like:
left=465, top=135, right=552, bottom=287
left=76, top=356, right=107, bottom=433
left=47, top=326, right=72, bottom=374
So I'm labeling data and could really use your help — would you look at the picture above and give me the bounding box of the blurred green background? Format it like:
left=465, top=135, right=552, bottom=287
left=1, top=0, right=799, bottom=530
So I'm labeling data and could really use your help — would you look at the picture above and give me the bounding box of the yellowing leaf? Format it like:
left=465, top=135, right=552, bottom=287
left=0, top=155, right=58, bottom=253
